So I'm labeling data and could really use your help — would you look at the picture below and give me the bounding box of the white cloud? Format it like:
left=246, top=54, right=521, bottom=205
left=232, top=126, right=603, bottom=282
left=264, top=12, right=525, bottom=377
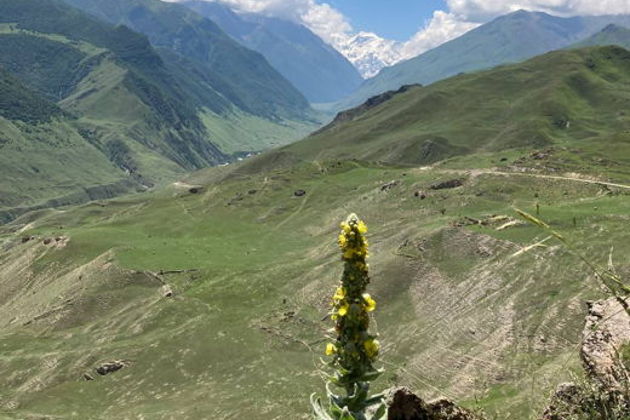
left=446, top=0, right=630, bottom=22
left=400, top=11, right=480, bottom=60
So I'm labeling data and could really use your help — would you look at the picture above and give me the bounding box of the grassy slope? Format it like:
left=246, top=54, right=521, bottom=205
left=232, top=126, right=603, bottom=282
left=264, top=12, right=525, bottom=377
left=257, top=47, right=630, bottom=170
left=1, top=46, right=630, bottom=419
left=0, top=68, right=140, bottom=223
left=336, top=11, right=630, bottom=112
left=1, top=157, right=629, bottom=419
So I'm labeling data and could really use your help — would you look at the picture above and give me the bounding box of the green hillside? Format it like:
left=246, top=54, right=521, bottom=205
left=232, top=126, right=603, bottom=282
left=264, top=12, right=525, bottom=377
left=259, top=46, right=630, bottom=170
left=572, top=23, right=630, bottom=49
left=0, top=69, right=142, bottom=223
left=336, top=10, right=630, bottom=111
left=62, top=0, right=313, bottom=121
left=0, top=0, right=320, bottom=222
left=0, top=69, right=66, bottom=123
left=1, top=46, right=630, bottom=419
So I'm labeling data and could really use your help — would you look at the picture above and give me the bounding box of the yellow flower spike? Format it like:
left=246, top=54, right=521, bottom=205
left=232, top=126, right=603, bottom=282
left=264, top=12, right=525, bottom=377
left=363, top=339, right=380, bottom=358
left=362, top=293, right=376, bottom=312
left=325, top=343, right=337, bottom=356
left=340, top=222, right=351, bottom=234
left=338, top=303, right=349, bottom=317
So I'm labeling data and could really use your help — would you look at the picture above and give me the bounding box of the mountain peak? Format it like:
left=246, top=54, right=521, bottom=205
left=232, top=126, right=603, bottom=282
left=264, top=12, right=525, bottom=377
left=337, top=32, right=403, bottom=78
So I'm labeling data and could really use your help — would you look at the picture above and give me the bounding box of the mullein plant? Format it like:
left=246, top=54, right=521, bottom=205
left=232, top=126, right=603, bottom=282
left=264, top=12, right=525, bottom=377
left=311, top=214, right=387, bottom=420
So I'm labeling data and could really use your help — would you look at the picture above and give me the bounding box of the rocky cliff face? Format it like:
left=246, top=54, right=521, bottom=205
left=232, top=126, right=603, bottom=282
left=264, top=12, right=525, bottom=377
left=543, top=298, right=630, bottom=419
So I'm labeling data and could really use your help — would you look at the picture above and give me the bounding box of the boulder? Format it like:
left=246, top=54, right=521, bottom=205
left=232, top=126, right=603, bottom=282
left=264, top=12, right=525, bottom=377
left=381, top=181, right=399, bottom=191
left=430, top=179, right=463, bottom=190
left=387, top=387, right=481, bottom=420
left=95, top=360, right=128, bottom=376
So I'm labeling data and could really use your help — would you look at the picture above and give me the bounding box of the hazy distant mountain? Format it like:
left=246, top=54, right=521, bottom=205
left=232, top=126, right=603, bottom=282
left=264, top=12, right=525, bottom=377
left=336, top=10, right=630, bottom=111
left=572, top=24, right=630, bottom=49
left=181, top=1, right=363, bottom=103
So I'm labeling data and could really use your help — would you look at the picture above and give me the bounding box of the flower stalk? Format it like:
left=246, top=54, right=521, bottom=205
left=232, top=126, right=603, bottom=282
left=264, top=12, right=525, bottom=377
left=311, top=214, right=386, bottom=420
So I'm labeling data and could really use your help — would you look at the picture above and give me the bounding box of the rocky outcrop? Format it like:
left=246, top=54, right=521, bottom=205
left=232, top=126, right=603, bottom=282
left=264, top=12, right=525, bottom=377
left=542, top=297, right=630, bottom=419
left=581, top=298, right=630, bottom=390
left=430, top=179, right=464, bottom=190
left=387, top=387, right=482, bottom=420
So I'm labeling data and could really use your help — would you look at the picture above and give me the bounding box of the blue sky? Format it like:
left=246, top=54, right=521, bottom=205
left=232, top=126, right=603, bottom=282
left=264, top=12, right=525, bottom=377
left=327, top=0, right=447, bottom=41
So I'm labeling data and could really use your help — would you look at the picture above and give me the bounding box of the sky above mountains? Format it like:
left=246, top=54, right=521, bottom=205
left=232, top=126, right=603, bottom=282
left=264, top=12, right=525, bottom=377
left=166, top=0, right=630, bottom=77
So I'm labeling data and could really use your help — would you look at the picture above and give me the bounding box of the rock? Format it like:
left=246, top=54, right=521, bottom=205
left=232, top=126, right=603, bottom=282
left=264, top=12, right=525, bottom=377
left=581, top=298, right=630, bottom=390
left=21, top=236, right=34, bottom=243
left=430, top=179, right=463, bottom=190
left=84, top=373, right=94, bottom=381
left=161, top=284, right=173, bottom=298
left=542, top=297, right=630, bottom=418
left=541, top=383, right=581, bottom=419
left=294, top=189, right=306, bottom=197
left=414, top=191, right=427, bottom=199
left=387, top=387, right=481, bottom=420
left=95, top=360, right=128, bottom=376
left=387, top=387, right=427, bottom=419
left=248, top=189, right=257, bottom=195
left=188, top=187, right=202, bottom=194
left=381, top=180, right=399, bottom=191
left=43, top=238, right=52, bottom=245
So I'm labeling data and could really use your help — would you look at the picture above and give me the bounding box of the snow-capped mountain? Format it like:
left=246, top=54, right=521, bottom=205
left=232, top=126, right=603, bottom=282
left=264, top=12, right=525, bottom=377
left=335, top=31, right=404, bottom=78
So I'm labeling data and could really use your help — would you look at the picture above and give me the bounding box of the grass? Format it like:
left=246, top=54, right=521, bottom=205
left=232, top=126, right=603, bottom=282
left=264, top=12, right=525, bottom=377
left=1, top=151, right=629, bottom=418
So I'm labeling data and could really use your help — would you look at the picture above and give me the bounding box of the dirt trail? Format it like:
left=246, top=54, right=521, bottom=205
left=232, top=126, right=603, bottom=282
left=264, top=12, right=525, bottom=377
left=417, top=167, right=630, bottom=190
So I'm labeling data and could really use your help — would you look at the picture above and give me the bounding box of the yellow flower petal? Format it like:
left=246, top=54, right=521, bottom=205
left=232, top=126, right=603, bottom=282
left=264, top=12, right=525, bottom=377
left=363, top=293, right=376, bottom=312
left=364, top=339, right=380, bottom=358
left=325, top=343, right=337, bottom=355
left=338, top=303, right=349, bottom=317
left=333, top=287, right=346, bottom=302
left=340, top=222, right=351, bottom=234
left=357, top=221, right=368, bottom=234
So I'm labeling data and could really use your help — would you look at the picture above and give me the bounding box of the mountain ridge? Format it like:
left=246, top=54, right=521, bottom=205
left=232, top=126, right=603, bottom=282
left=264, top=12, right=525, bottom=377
left=335, top=10, right=630, bottom=112
left=61, top=0, right=313, bottom=121
left=182, top=0, right=363, bottom=103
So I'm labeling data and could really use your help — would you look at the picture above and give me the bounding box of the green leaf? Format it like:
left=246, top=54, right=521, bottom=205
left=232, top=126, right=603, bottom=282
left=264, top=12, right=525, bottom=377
left=310, top=393, right=335, bottom=420
left=339, top=407, right=357, bottom=420
left=369, top=403, right=387, bottom=420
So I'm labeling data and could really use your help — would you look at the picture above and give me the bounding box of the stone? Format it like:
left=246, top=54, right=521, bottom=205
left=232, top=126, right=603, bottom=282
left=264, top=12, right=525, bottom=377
left=430, top=179, right=463, bottom=190
left=95, top=360, right=128, bottom=376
